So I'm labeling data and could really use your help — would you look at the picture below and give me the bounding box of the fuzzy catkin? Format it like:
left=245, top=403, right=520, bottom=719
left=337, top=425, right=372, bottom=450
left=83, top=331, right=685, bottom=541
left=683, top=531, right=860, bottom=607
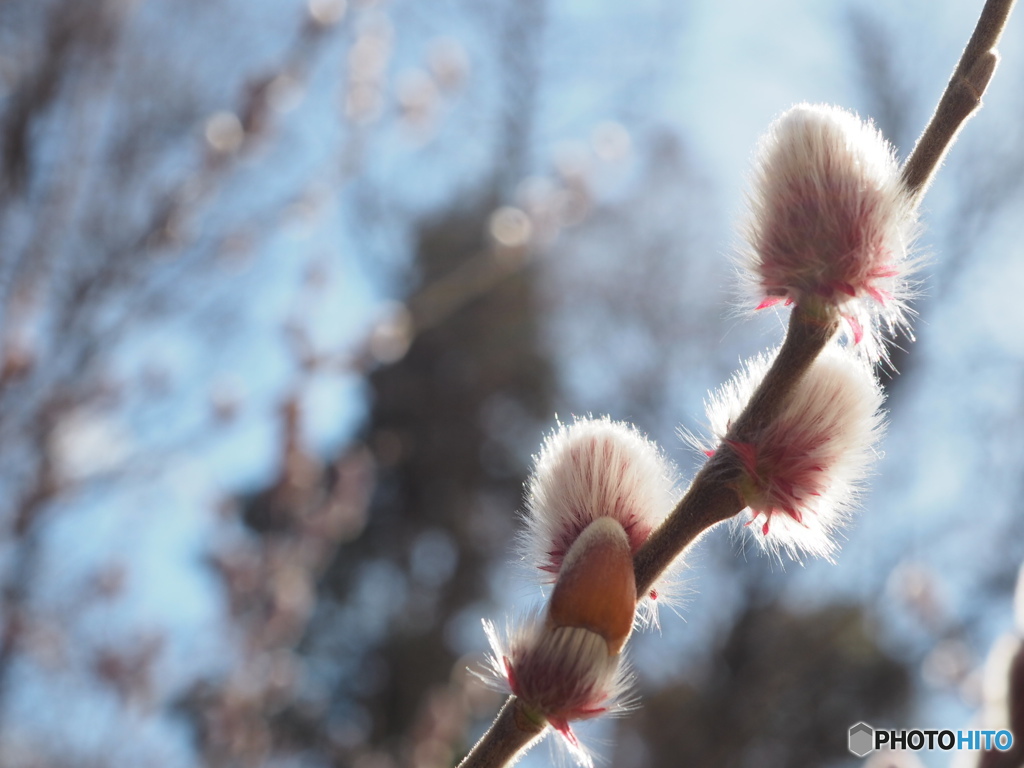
left=695, top=344, right=886, bottom=560
left=522, top=416, right=680, bottom=624
left=743, top=103, right=918, bottom=362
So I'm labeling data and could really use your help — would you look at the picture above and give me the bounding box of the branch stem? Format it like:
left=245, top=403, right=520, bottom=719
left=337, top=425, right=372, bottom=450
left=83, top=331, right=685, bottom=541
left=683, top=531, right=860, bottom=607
left=458, top=697, right=546, bottom=768
left=901, top=0, right=1016, bottom=200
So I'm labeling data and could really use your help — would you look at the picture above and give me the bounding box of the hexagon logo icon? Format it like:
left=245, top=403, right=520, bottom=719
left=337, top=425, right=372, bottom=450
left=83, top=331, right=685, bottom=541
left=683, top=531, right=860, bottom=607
left=848, top=722, right=875, bottom=757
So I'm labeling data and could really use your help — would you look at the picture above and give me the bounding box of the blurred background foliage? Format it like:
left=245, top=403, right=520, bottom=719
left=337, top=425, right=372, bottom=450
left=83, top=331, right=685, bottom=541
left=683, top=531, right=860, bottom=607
left=0, top=1, right=1023, bottom=767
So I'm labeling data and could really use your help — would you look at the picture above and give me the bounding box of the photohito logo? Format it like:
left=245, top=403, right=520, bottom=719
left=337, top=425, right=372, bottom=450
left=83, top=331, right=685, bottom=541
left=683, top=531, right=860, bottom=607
left=848, top=723, right=874, bottom=757
left=848, top=723, right=1014, bottom=758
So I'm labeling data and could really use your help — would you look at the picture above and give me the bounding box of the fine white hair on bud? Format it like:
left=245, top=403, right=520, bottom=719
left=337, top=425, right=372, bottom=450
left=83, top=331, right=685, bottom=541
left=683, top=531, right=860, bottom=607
left=743, top=102, right=919, bottom=362
left=693, top=344, right=886, bottom=561
left=522, top=416, right=680, bottom=627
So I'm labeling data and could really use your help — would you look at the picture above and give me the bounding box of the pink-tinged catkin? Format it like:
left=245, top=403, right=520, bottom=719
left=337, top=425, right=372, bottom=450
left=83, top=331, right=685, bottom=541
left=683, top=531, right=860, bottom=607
left=482, top=518, right=638, bottom=768
left=482, top=620, right=631, bottom=768
left=743, top=103, right=918, bottom=362
left=695, top=344, right=885, bottom=560
left=522, top=416, right=680, bottom=626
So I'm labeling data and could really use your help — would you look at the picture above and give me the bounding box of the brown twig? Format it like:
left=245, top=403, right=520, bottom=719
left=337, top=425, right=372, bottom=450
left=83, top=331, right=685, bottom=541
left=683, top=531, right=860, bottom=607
left=462, top=2, right=1017, bottom=766
left=901, top=0, right=1016, bottom=200
left=457, top=697, right=546, bottom=768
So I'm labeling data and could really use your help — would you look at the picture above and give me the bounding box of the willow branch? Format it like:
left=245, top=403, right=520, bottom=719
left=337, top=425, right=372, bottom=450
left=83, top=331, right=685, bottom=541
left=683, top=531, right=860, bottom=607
left=901, top=0, right=1016, bottom=200
left=633, top=466, right=743, bottom=598
left=458, top=697, right=546, bottom=768
left=634, top=306, right=839, bottom=596
left=462, top=5, right=1018, bottom=767
left=639, top=0, right=1018, bottom=594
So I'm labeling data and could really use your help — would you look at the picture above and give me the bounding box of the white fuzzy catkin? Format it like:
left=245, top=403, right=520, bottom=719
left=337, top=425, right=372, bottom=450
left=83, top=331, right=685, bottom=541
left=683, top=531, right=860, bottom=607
left=481, top=616, right=634, bottom=768
left=522, top=416, right=679, bottom=625
left=696, top=344, right=886, bottom=560
left=743, top=103, right=918, bottom=362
